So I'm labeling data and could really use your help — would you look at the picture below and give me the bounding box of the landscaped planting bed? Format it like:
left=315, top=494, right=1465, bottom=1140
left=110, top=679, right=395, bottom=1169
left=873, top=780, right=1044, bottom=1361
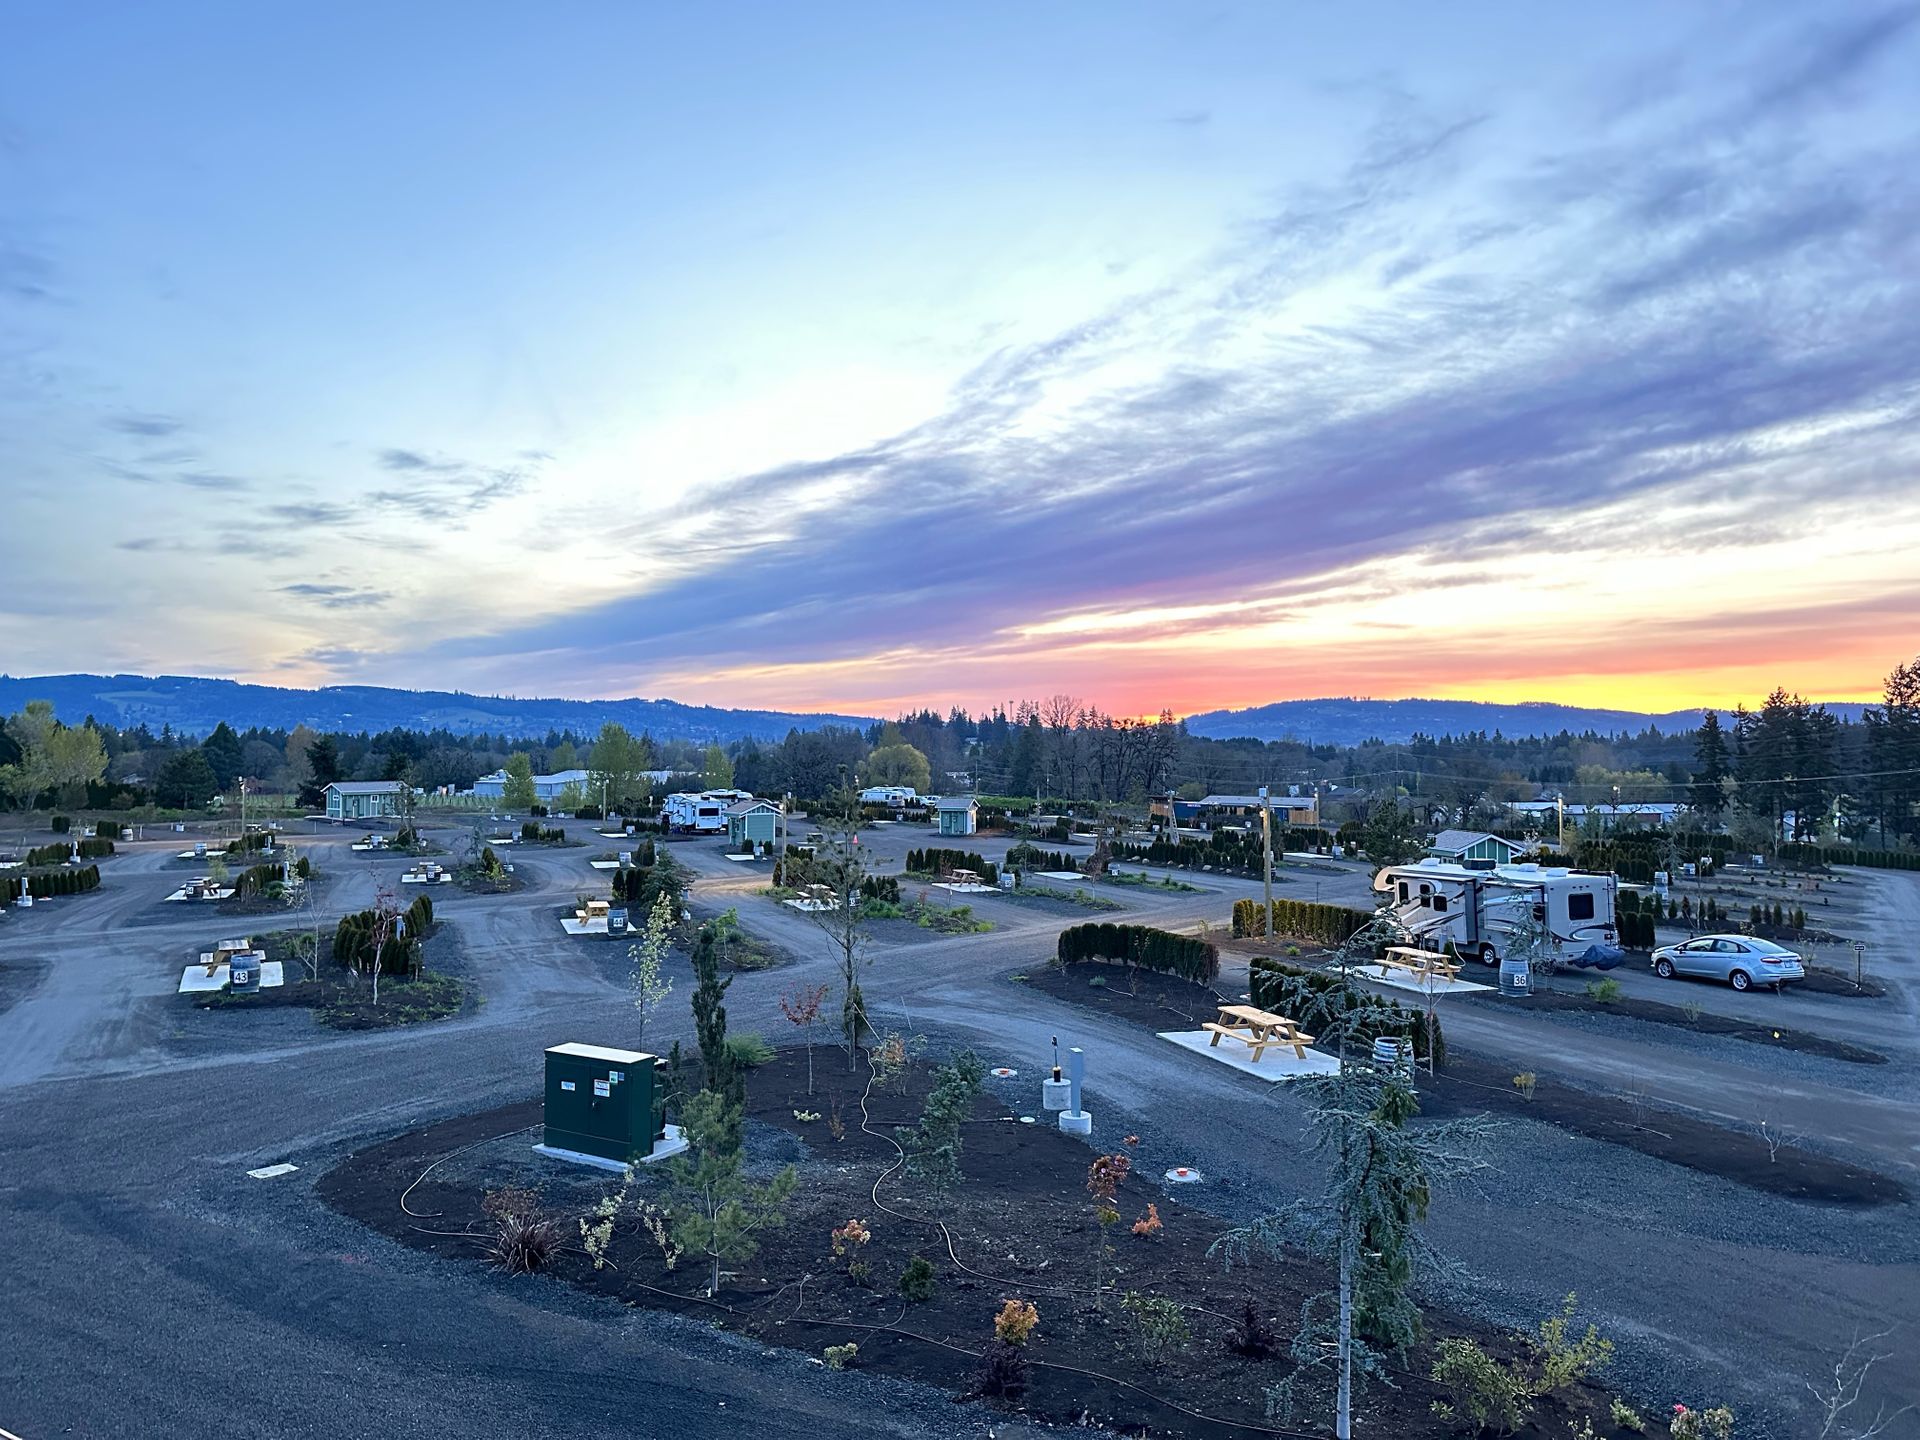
left=190, top=926, right=470, bottom=1031
left=322, top=1046, right=1667, bottom=1439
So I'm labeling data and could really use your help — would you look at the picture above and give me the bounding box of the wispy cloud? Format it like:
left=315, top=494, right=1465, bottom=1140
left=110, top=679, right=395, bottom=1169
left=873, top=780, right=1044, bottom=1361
left=403, top=15, right=1920, bottom=703
left=107, top=413, right=184, bottom=437
left=278, top=582, right=391, bottom=609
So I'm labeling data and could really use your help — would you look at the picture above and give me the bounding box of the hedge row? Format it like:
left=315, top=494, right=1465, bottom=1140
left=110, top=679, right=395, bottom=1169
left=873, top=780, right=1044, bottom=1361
left=860, top=874, right=901, bottom=904
left=1778, top=843, right=1920, bottom=872
left=333, top=894, right=434, bottom=976
left=610, top=857, right=685, bottom=914
left=1056, top=922, right=1220, bottom=984
left=225, top=832, right=275, bottom=856
left=1248, top=959, right=1443, bottom=1064
left=1230, top=897, right=1375, bottom=946
left=906, top=848, right=1000, bottom=887
left=76, top=837, right=116, bottom=860
left=1006, top=844, right=1078, bottom=873
left=4, top=864, right=103, bottom=903
left=521, top=822, right=566, bottom=843
left=26, top=843, right=74, bottom=867
left=95, top=820, right=123, bottom=840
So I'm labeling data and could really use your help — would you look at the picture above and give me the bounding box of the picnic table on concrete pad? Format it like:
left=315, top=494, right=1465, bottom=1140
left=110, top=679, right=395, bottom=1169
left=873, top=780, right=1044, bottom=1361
left=1377, top=945, right=1461, bottom=982
left=1203, top=1004, right=1316, bottom=1061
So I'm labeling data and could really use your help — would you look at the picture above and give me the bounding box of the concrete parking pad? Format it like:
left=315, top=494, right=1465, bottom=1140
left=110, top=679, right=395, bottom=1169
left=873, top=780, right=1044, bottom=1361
left=1156, top=1029, right=1341, bottom=1080
left=1356, top=964, right=1494, bottom=997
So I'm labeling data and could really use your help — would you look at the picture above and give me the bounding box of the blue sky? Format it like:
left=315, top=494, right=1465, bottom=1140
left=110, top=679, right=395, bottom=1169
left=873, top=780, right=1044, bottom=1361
left=3, top=3, right=1917, bottom=715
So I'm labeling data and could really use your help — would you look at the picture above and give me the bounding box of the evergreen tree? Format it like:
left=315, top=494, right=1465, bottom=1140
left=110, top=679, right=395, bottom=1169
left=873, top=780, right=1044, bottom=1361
left=201, top=721, right=244, bottom=790
left=155, top=749, right=219, bottom=809
left=689, top=923, right=741, bottom=1107
left=299, top=734, right=343, bottom=807
left=1690, top=710, right=1730, bottom=818
left=1864, top=656, right=1920, bottom=845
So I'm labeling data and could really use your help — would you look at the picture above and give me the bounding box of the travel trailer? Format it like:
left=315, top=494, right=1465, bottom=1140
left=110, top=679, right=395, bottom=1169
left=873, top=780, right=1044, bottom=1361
left=1372, top=858, right=1622, bottom=969
left=663, top=789, right=752, bottom=834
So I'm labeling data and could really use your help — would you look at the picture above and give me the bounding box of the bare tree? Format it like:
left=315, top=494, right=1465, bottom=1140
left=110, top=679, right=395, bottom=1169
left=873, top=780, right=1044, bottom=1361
left=1810, top=1330, right=1912, bottom=1439
left=799, top=784, right=874, bottom=1070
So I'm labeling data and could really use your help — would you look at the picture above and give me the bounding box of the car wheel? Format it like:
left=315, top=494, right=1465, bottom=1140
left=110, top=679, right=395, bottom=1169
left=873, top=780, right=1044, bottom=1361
left=1654, top=958, right=1675, bottom=979
left=1729, top=969, right=1751, bottom=991
left=1478, top=944, right=1497, bottom=968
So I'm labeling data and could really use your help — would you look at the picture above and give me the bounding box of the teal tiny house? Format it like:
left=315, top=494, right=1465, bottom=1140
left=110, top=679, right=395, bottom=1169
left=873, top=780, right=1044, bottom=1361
left=725, top=798, right=782, bottom=851
left=543, top=1042, right=668, bottom=1163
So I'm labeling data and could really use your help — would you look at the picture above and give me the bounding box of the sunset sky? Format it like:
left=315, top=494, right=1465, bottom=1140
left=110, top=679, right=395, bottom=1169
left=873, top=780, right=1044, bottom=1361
left=2, top=4, right=1916, bottom=719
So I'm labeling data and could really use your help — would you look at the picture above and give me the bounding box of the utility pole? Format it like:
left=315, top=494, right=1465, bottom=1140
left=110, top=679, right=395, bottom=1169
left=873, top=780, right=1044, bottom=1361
left=1260, top=784, right=1273, bottom=936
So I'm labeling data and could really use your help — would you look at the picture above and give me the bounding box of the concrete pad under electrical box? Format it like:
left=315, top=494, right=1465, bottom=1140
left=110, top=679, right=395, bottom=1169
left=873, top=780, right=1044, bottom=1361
left=178, top=961, right=283, bottom=993
left=1156, top=1030, right=1341, bottom=1081
left=534, top=1125, right=688, bottom=1172
left=1356, top=965, right=1494, bottom=997
left=589, top=860, right=620, bottom=870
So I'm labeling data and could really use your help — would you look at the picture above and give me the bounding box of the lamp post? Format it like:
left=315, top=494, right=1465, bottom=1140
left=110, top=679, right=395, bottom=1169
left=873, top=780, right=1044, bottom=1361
left=1259, top=785, right=1273, bottom=933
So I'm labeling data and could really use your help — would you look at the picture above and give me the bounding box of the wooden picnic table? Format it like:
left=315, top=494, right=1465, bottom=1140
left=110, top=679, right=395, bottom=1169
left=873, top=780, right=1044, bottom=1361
left=1204, top=1003, right=1316, bottom=1061
left=1378, top=946, right=1461, bottom=982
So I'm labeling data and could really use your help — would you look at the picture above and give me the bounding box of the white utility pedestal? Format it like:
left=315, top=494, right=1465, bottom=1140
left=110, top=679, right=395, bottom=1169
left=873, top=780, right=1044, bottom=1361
left=1057, top=1046, right=1092, bottom=1135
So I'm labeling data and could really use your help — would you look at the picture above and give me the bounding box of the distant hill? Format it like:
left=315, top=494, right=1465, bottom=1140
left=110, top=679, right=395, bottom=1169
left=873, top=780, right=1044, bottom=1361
left=0, top=674, right=873, bottom=744
left=1181, top=696, right=1869, bottom=745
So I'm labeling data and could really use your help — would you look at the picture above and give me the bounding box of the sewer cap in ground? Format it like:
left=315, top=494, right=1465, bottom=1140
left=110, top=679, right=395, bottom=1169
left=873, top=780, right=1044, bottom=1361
left=1019, top=1116, right=1036, bottom=1125
left=1165, top=1166, right=1203, bottom=1184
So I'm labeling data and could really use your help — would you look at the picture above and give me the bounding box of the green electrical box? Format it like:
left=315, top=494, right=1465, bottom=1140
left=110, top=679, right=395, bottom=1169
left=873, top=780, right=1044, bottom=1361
left=543, top=1042, right=668, bottom=1163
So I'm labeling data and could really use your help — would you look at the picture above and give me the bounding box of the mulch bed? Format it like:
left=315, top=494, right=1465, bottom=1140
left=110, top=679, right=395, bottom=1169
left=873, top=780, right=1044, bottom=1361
left=1019, top=963, right=1231, bottom=1028
left=1458, top=987, right=1887, bottom=1065
left=1799, top=966, right=1887, bottom=999
left=1417, top=1054, right=1907, bottom=1208
left=320, top=1047, right=1654, bottom=1439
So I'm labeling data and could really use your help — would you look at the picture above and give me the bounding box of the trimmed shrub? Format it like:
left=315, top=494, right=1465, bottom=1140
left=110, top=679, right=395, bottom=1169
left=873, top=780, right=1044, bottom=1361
left=1056, top=923, right=1219, bottom=984
left=51, top=815, right=71, bottom=833
left=95, top=820, right=123, bottom=840
left=26, top=843, right=74, bottom=868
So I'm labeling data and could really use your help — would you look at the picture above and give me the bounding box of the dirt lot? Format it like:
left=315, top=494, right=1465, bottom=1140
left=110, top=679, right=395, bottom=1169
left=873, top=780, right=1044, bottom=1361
left=323, top=1047, right=1664, bottom=1439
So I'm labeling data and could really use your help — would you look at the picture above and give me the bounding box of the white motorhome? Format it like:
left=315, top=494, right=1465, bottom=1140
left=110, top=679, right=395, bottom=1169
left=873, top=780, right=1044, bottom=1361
left=663, top=789, right=753, bottom=834
left=858, top=785, right=919, bottom=807
left=1372, top=858, right=1622, bottom=969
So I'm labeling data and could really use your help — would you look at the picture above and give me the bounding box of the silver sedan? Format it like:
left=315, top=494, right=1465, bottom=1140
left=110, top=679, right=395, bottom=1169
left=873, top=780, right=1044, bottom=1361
left=1651, top=934, right=1805, bottom=991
